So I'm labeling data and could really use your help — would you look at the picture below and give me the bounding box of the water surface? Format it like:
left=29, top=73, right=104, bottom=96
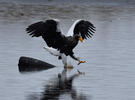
left=0, top=1, right=135, bottom=100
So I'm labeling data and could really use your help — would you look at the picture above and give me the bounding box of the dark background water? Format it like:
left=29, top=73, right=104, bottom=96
left=1, top=0, right=135, bottom=6
left=0, top=1, right=135, bottom=100
left=1, top=0, right=135, bottom=3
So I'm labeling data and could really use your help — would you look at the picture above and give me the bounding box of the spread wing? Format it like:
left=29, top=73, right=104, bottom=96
left=67, top=19, right=96, bottom=39
left=26, top=19, right=65, bottom=49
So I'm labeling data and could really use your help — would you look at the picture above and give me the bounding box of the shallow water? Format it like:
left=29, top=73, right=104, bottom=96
left=0, top=1, right=135, bottom=100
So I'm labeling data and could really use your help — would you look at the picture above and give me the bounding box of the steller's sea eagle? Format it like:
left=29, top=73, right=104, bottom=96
left=26, top=19, right=95, bottom=68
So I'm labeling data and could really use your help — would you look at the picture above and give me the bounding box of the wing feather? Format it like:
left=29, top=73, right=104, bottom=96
left=26, top=19, right=65, bottom=49
left=66, top=19, right=82, bottom=36
left=73, top=20, right=96, bottom=39
left=26, top=21, right=46, bottom=37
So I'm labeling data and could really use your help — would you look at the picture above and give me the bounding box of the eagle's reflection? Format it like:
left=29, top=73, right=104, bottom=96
left=40, top=69, right=87, bottom=100
left=28, top=68, right=88, bottom=100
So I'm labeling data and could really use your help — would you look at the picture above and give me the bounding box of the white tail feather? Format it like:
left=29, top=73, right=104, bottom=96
left=43, top=47, right=68, bottom=66
left=43, top=47, right=60, bottom=56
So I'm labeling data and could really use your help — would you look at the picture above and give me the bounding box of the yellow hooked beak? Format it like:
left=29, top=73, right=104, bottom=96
left=78, top=36, right=83, bottom=42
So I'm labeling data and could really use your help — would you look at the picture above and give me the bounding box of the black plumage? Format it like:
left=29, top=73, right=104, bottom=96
left=26, top=20, right=64, bottom=49
left=74, top=20, right=95, bottom=39
left=26, top=19, right=95, bottom=62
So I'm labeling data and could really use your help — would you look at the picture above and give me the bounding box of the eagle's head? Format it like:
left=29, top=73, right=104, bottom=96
left=74, top=34, right=83, bottom=42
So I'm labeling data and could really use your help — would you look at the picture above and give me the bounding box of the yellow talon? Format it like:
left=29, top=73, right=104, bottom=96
left=78, top=60, right=86, bottom=65
left=64, top=64, right=73, bottom=70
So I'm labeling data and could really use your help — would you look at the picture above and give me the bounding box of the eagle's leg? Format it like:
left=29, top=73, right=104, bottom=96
left=61, top=54, right=73, bottom=70
left=70, top=54, right=86, bottom=65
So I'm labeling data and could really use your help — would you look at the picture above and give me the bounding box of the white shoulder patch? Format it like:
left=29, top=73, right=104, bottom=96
left=52, top=18, right=61, bottom=32
left=66, top=19, right=82, bottom=36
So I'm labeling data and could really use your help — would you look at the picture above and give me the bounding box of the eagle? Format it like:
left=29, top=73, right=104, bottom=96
left=26, top=19, right=95, bottom=68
